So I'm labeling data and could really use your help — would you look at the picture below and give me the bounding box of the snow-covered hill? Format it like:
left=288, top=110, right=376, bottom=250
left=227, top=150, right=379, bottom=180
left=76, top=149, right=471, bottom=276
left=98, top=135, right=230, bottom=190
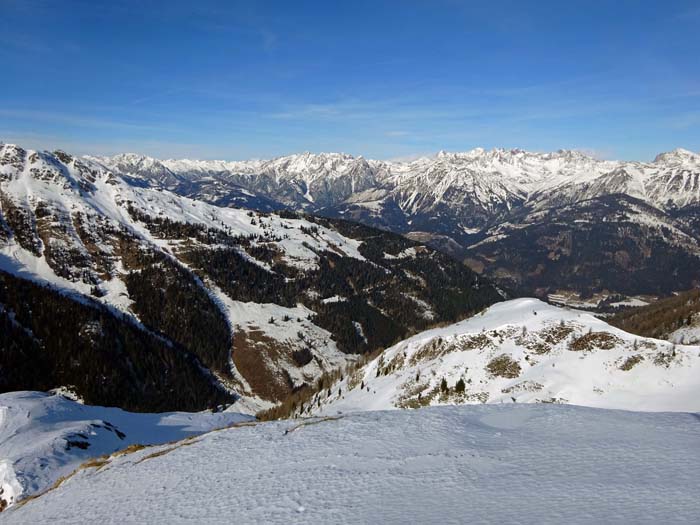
left=3, top=404, right=699, bottom=522
left=309, top=299, right=700, bottom=416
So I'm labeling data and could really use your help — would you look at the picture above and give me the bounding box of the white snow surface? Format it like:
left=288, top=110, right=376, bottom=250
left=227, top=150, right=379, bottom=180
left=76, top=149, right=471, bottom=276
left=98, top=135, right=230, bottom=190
left=313, top=298, right=700, bottom=416
left=3, top=404, right=700, bottom=523
left=669, top=315, right=700, bottom=345
left=0, top=391, right=252, bottom=508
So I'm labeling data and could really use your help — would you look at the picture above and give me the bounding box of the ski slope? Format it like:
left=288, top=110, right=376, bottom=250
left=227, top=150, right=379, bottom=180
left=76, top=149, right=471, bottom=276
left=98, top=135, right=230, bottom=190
left=3, top=404, right=699, bottom=523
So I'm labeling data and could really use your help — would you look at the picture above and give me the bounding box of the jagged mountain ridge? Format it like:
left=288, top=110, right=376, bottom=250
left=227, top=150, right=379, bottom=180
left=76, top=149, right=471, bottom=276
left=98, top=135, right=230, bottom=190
left=0, top=143, right=503, bottom=412
left=91, top=146, right=700, bottom=221
left=87, top=145, right=700, bottom=301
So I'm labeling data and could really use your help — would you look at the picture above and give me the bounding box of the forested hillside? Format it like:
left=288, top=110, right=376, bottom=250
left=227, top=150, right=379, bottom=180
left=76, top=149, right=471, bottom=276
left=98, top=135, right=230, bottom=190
left=609, top=289, right=700, bottom=342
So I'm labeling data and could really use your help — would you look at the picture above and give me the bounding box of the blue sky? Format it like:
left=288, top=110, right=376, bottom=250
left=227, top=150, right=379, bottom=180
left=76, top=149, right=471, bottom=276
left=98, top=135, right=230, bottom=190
left=1, top=0, right=699, bottom=160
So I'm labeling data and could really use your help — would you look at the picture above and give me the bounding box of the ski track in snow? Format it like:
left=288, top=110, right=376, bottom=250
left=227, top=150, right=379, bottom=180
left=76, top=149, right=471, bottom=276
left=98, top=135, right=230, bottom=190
left=3, top=404, right=700, bottom=524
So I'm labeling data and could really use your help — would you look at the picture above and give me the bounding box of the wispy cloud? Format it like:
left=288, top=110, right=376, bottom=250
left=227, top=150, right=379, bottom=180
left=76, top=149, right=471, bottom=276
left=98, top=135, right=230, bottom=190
left=674, top=5, right=700, bottom=20
left=0, top=109, right=179, bottom=133
left=662, top=111, right=700, bottom=130
left=259, top=28, right=278, bottom=52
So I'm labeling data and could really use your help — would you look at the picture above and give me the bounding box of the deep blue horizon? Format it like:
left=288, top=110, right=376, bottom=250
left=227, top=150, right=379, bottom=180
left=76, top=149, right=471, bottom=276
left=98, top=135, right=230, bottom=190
left=1, top=0, right=699, bottom=161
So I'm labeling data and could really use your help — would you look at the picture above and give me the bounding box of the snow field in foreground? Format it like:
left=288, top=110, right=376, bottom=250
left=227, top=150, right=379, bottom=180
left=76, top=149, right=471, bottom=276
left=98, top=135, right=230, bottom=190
left=3, top=404, right=700, bottom=524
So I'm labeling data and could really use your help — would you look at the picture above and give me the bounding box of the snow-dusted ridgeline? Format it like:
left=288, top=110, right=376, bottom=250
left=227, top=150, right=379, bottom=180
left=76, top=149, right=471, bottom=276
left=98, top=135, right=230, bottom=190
left=92, top=146, right=700, bottom=218
left=86, top=144, right=700, bottom=303
left=0, top=144, right=368, bottom=409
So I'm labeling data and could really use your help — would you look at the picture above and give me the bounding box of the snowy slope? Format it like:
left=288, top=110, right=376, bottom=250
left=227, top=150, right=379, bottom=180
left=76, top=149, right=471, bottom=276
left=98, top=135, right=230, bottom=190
left=0, top=391, right=252, bottom=510
left=669, top=317, right=700, bottom=345
left=310, top=299, right=700, bottom=416
left=3, top=404, right=700, bottom=523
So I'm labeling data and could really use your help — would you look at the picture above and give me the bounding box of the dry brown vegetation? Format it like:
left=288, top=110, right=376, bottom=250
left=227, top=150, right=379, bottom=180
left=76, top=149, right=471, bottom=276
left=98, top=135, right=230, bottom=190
left=619, top=354, right=644, bottom=371
left=408, top=333, right=494, bottom=366
left=135, top=441, right=197, bottom=464
left=501, top=381, right=544, bottom=394
left=486, top=354, right=521, bottom=378
left=80, top=456, right=110, bottom=470
left=569, top=332, right=622, bottom=352
left=653, top=350, right=677, bottom=368
left=256, top=348, right=382, bottom=420
left=539, top=324, right=576, bottom=345
left=396, top=380, right=436, bottom=409
left=232, top=328, right=295, bottom=401
left=112, top=443, right=146, bottom=457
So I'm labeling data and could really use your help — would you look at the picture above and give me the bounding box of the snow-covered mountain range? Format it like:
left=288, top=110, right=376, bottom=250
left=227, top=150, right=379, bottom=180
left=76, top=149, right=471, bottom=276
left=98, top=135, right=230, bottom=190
left=89, top=146, right=700, bottom=301
left=0, top=143, right=501, bottom=413
left=2, top=142, right=700, bottom=522
left=91, top=147, right=700, bottom=217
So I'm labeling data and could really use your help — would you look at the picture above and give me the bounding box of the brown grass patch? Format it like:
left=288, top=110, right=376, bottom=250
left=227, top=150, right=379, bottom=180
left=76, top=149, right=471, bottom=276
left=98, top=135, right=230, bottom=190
left=501, top=381, right=543, bottom=394
left=232, top=328, right=295, bottom=401
left=396, top=380, right=435, bottom=409
left=409, top=333, right=494, bottom=366
left=569, top=332, right=622, bottom=352
left=539, top=324, right=575, bottom=345
left=619, top=354, right=644, bottom=371
left=653, top=351, right=676, bottom=368
left=112, top=443, right=147, bottom=457
left=486, top=354, right=521, bottom=378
